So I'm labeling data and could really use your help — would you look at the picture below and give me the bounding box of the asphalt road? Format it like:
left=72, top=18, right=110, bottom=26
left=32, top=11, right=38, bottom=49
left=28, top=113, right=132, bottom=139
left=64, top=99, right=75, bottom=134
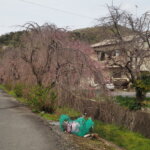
left=0, top=90, right=61, bottom=150
left=111, top=91, right=150, bottom=97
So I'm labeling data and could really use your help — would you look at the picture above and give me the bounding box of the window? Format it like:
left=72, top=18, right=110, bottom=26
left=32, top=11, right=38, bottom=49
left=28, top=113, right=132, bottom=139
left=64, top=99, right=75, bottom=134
left=112, top=71, right=122, bottom=78
left=116, top=50, right=120, bottom=56
left=100, top=52, right=105, bottom=61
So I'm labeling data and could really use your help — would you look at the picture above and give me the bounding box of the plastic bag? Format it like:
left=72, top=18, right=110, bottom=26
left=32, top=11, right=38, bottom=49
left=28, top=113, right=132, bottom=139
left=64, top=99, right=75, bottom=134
left=59, top=114, right=94, bottom=137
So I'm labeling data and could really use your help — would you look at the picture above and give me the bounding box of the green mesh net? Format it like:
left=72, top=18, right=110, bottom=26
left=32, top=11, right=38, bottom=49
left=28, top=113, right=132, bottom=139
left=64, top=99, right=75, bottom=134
left=59, top=114, right=94, bottom=137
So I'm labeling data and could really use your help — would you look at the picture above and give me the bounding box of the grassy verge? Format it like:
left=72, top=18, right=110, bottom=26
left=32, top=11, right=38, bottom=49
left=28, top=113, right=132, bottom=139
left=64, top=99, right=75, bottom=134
left=0, top=84, right=7, bottom=91
left=0, top=84, right=150, bottom=150
left=0, top=84, right=81, bottom=120
left=115, top=96, right=150, bottom=110
left=94, top=121, right=150, bottom=150
left=39, top=106, right=81, bottom=121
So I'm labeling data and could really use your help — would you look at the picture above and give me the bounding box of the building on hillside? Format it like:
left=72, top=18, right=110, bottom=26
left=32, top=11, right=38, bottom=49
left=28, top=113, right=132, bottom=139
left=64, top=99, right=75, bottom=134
left=91, top=35, right=150, bottom=89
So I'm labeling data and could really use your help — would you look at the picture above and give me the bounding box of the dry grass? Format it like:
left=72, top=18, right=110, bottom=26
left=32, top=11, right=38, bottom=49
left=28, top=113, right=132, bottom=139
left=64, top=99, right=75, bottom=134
left=71, top=135, right=119, bottom=150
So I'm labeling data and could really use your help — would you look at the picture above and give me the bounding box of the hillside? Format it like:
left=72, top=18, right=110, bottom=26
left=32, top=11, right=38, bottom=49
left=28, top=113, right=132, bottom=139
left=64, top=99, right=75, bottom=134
left=71, top=25, right=132, bottom=44
left=0, top=31, right=23, bottom=47
left=0, top=25, right=131, bottom=48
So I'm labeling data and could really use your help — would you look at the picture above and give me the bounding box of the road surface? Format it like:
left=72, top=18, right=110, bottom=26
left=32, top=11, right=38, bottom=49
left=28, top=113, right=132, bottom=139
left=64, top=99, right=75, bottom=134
left=111, top=91, right=150, bottom=97
left=0, top=89, right=62, bottom=150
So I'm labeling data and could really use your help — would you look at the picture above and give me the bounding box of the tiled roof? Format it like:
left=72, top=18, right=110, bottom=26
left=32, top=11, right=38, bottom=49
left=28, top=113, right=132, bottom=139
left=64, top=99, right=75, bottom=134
left=91, top=35, right=135, bottom=48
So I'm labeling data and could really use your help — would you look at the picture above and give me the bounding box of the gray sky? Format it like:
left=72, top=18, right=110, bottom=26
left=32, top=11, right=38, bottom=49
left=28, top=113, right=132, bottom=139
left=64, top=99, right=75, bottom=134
left=0, top=0, right=150, bottom=35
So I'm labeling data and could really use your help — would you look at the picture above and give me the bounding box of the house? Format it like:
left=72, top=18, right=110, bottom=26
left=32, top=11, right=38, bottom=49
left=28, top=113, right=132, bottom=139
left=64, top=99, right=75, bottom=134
left=91, top=35, right=150, bottom=89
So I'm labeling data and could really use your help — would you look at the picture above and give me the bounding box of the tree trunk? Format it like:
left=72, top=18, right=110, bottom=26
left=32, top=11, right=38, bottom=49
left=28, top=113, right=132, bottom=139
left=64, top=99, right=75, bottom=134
left=135, top=87, right=146, bottom=108
left=37, top=78, right=42, bottom=86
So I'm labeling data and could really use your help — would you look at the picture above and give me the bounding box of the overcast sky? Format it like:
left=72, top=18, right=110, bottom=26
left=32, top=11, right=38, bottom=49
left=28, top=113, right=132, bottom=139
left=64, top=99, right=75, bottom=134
left=0, top=0, right=150, bottom=35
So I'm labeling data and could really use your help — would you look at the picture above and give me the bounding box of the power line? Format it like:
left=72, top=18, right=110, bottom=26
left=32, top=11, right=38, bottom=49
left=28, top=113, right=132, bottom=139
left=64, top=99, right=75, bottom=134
left=19, top=0, right=95, bottom=20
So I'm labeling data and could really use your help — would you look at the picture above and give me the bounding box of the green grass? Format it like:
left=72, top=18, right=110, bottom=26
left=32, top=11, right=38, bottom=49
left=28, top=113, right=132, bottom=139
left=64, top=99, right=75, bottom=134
left=8, top=90, right=16, bottom=97
left=94, top=120, right=150, bottom=150
left=0, top=84, right=11, bottom=92
left=0, top=84, right=16, bottom=96
left=115, top=96, right=140, bottom=110
left=0, top=85, right=28, bottom=104
left=39, top=112, right=59, bottom=121
left=115, top=96, right=150, bottom=109
left=0, top=84, right=5, bottom=90
left=56, top=107, right=81, bottom=118
left=39, top=107, right=81, bottom=121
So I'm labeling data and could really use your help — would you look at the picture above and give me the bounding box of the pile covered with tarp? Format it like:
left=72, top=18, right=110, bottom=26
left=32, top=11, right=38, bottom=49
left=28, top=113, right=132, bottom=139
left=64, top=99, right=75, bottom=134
left=59, top=114, right=94, bottom=137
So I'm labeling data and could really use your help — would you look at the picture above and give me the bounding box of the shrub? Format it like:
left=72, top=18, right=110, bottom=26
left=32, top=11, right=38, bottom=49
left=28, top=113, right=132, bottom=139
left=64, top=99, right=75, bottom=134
left=28, top=86, right=57, bottom=113
left=22, top=86, right=31, bottom=100
left=137, top=72, right=150, bottom=92
left=115, top=96, right=141, bottom=110
left=134, top=72, right=150, bottom=102
left=14, top=84, right=24, bottom=97
left=5, top=83, right=13, bottom=91
left=2, top=83, right=57, bottom=113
